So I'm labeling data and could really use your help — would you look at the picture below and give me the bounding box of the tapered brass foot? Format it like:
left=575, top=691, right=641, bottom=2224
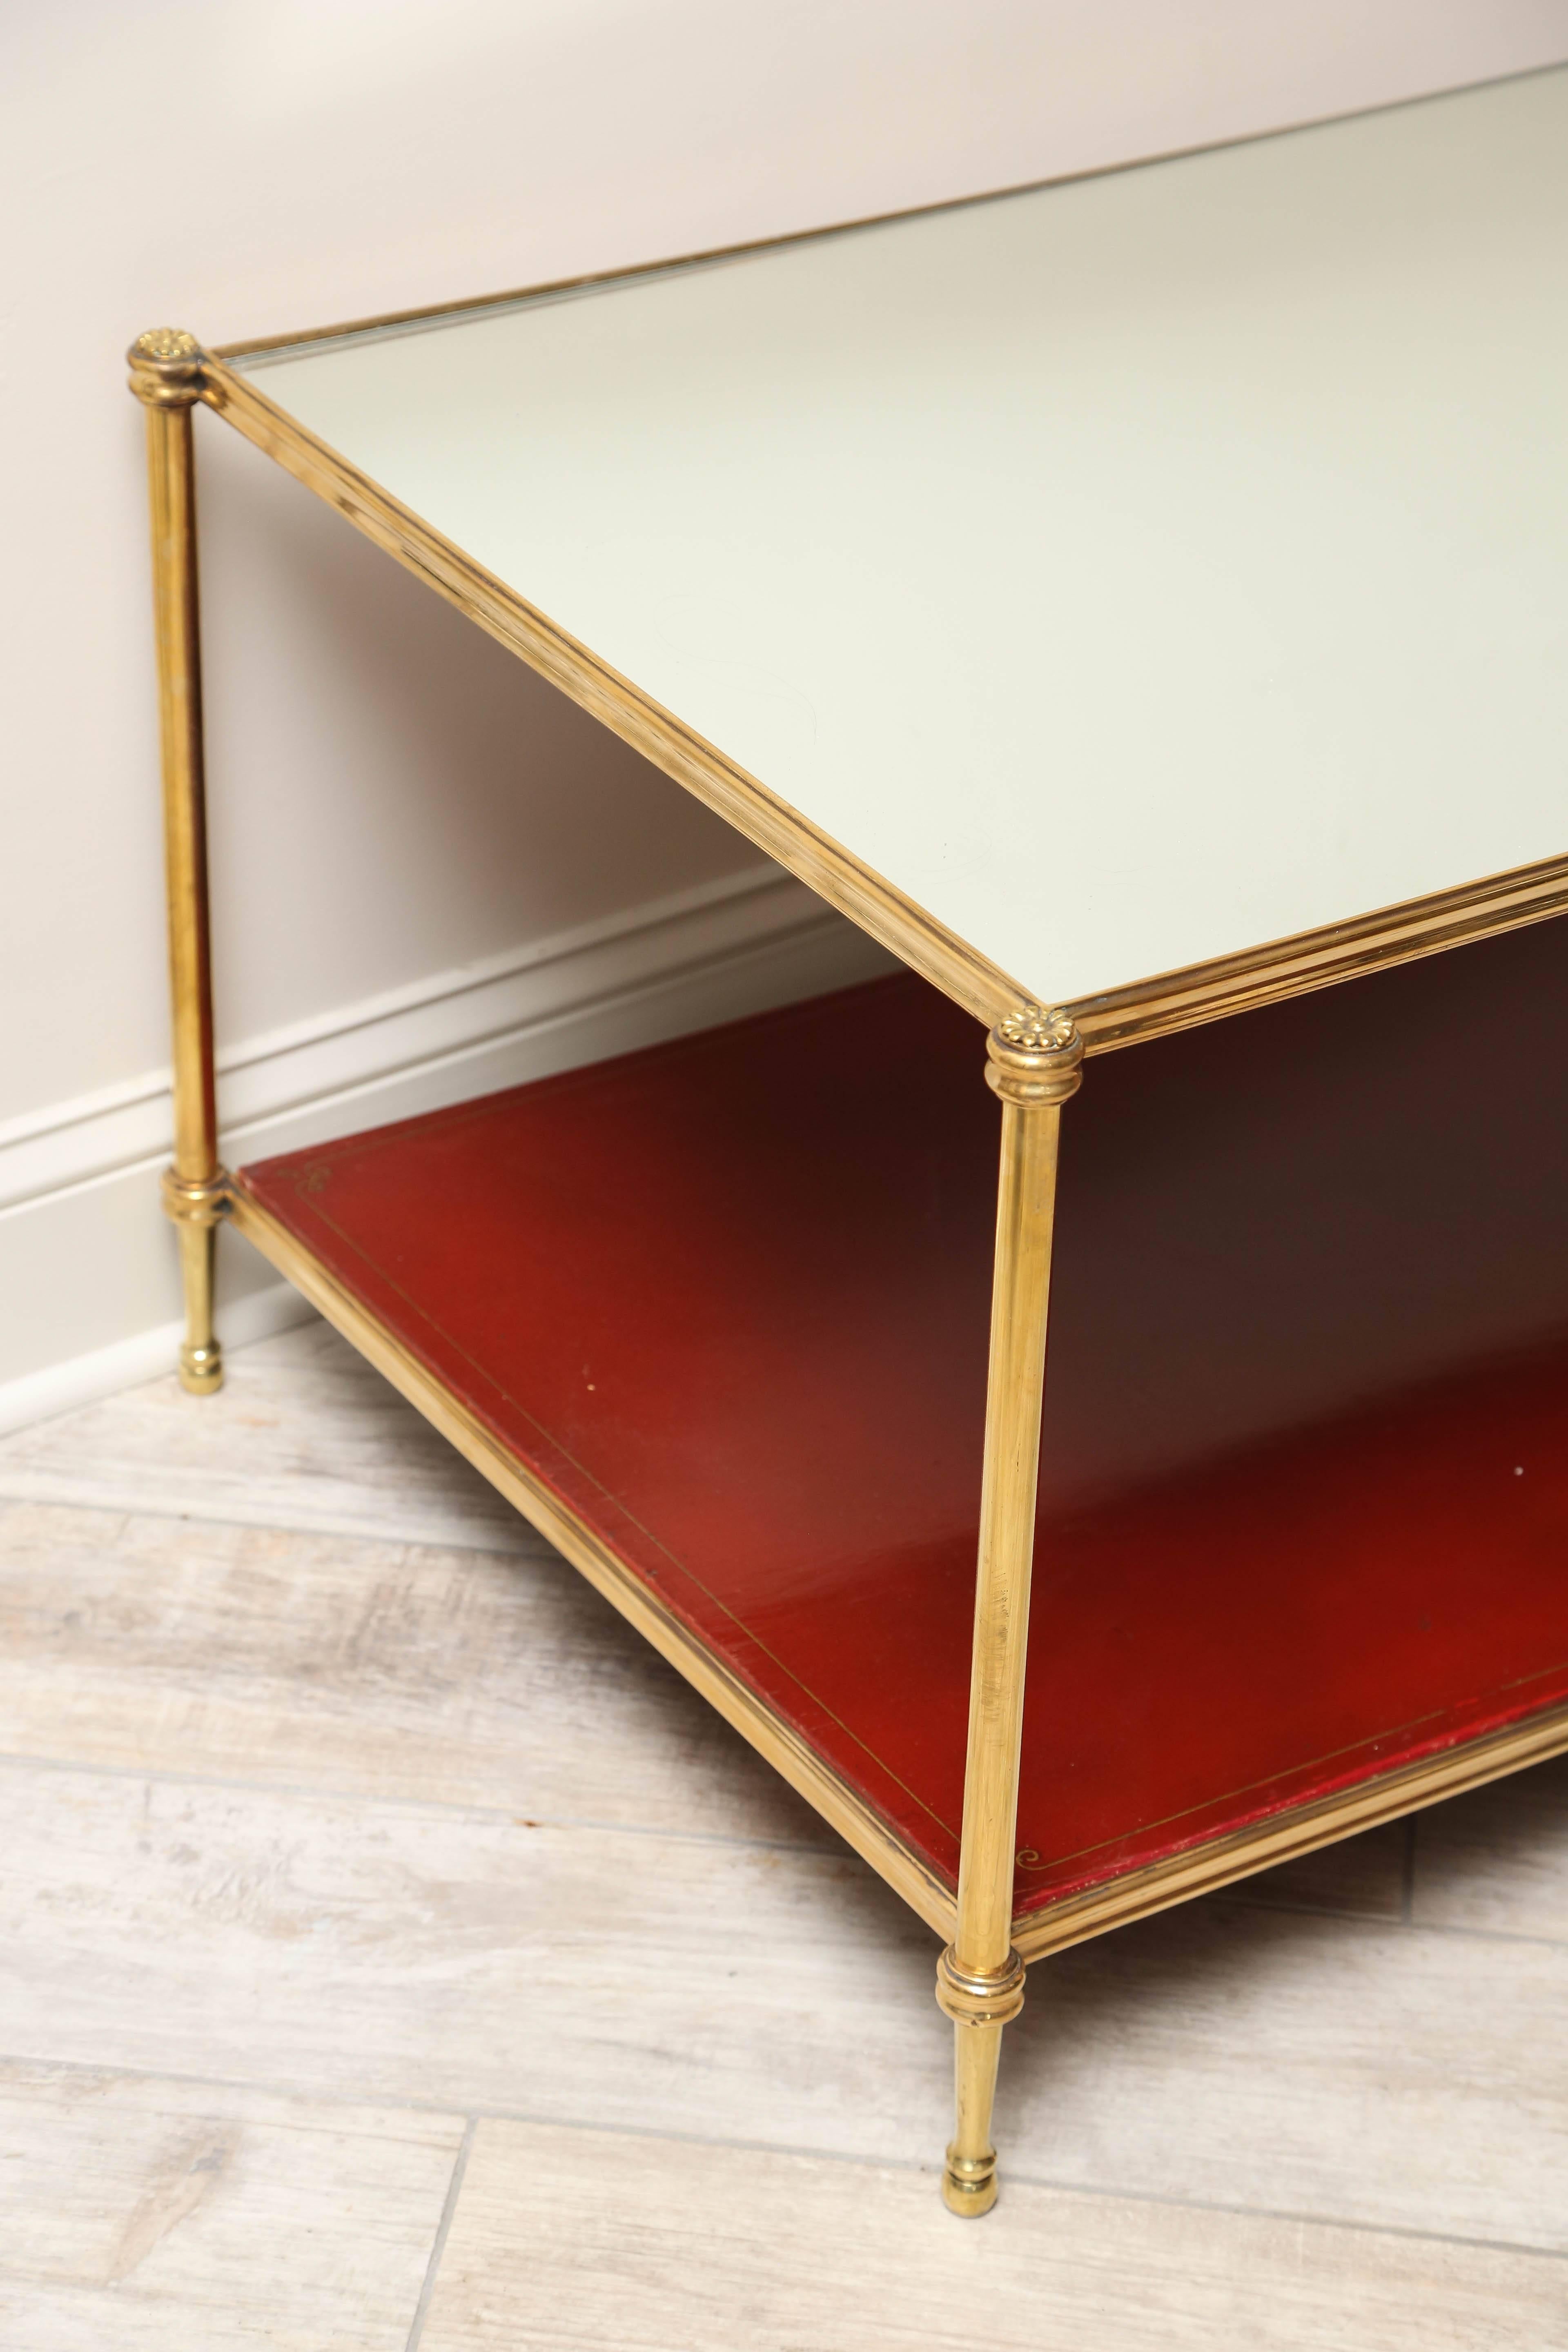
left=178, top=1335, right=224, bottom=1394
left=163, top=1167, right=230, bottom=1396
left=942, top=2145, right=999, bottom=2218
left=936, top=1946, right=1025, bottom=2217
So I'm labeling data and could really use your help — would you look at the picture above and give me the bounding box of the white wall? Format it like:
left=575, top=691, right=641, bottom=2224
left=3, top=0, right=1566, bottom=1417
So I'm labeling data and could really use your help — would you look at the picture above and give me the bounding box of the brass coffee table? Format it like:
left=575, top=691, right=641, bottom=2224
left=130, top=67, right=1568, bottom=2213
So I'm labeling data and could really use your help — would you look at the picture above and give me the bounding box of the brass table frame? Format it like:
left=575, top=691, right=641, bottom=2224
left=129, top=284, right=1568, bottom=2216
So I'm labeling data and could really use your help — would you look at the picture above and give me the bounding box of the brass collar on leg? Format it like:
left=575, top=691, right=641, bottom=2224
left=160, top=1167, right=233, bottom=1227
left=935, top=1944, right=1026, bottom=2029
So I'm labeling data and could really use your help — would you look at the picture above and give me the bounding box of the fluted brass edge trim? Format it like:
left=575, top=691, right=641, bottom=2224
left=1012, top=1699, right=1568, bottom=1960
left=1066, top=854, right=1568, bottom=1052
left=228, top=1187, right=959, bottom=1940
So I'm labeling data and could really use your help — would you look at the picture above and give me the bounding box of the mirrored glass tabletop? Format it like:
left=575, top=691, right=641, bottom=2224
left=234, top=69, right=1568, bottom=1017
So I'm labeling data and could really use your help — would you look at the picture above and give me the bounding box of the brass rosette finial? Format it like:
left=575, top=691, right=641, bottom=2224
left=985, top=1002, right=1084, bottom=1107
left=127, top=326, right=205, bottom=407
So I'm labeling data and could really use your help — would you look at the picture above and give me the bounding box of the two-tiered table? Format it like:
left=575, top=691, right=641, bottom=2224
left=131, top=67, right=1568, bottom=2213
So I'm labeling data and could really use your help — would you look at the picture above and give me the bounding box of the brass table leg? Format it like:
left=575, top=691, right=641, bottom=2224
left=129, top=330, right=228, bottom=1394
left=937, top=1005, right=1083, bottom=2214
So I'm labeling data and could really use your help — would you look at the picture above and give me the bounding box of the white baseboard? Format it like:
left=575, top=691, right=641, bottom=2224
left=0, top=1281, right=316, bottom=1440
left=0, top=863, right=882, bottom=1209
left=0, top=864, right=893, bottom=1415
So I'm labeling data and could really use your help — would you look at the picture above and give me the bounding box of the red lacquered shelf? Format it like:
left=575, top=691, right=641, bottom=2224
left=230, top=959, right=1568, bottom=1954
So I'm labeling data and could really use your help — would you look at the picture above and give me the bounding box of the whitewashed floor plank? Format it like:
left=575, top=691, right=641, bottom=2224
left=419, top=2120, right=1568, bottom=2352
left=1410, top=1755, right=1568, bottom=1943
left=1004, top=1899, right=1568, bottom=2252
left=2, top=1760, right=1564, bottom=2252
left=0, top=1321, right=532, bottom=1551
left=0, top=2059, right=461, bottom=2350
left=0, top=1761, right=933, bottom=2144
left=0, top=1498, right=825, bottom=1846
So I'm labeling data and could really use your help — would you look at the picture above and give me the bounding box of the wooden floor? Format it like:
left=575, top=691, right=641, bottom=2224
left=0, top=1322, right=1564, bottom=2348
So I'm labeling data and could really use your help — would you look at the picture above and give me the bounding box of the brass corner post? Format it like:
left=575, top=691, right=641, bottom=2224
left=937, top=1003, right=1083, bottom=2215
left=129, top=329, right=229, bottom=1394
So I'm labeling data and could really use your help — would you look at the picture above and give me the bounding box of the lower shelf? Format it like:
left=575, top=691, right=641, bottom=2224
left=232, top=969, right=1568, bottom=1957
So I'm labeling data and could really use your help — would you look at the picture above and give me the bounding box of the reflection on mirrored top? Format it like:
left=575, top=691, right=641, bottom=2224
left=237, top=69, right=1568, bottom=1013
